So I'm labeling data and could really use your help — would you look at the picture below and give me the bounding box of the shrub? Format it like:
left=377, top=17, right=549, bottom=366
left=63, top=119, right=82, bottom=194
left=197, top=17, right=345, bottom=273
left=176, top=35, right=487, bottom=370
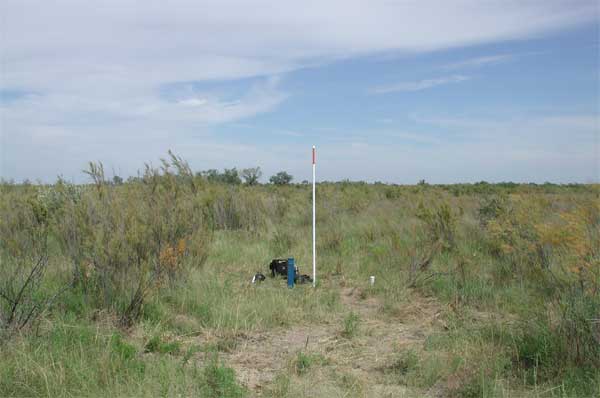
left=0, top=193, right=64, bottom=335
left=416, top=201, right=457, bottom=251
left=54, top=154, right=212, bottom=327
left=478, top=194, right=508, bottom=227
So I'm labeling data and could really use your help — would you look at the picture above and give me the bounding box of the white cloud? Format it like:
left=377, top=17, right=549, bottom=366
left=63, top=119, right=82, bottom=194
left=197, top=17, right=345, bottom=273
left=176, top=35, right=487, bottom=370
left=371, top=75, right=470, bottom=94
left=2, top=0, right=595, bottom=94
left=0, top=0, right=598, bottom=181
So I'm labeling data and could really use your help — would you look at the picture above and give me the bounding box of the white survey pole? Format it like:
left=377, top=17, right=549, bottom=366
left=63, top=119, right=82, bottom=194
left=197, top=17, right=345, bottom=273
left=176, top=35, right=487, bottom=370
left=312, top=145, right=316, bottom=287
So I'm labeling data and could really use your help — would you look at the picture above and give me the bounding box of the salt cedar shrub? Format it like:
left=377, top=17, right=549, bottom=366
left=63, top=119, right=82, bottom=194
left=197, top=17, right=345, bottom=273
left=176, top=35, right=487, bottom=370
left=51, top=155, right=213, bottom=327
left=0, top=191, right=53, bottom=333
left=477, top=193, right=600, bottom=375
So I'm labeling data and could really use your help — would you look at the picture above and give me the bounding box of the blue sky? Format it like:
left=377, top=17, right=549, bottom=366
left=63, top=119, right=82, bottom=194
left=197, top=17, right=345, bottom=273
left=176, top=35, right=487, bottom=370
left=1, top=1, right=598, bottom=183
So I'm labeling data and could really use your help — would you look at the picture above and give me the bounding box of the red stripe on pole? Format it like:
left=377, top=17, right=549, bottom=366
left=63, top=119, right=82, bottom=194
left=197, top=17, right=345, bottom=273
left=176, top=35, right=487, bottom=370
left=312, top=146, right=316, bottom=164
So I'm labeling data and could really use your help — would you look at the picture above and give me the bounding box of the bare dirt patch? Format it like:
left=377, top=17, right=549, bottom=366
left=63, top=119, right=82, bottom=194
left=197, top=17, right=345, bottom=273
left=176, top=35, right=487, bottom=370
left=337, top=287, right=443, bottom=372
left=207, top=286, right=448, bottom=396
left=223, top=324, right=334, bottom=391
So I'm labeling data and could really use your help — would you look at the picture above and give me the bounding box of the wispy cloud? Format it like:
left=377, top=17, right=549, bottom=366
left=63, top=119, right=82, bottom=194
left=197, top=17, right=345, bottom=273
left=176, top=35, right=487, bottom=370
left=371, top=75, right=470, bottom=94
left=442, top=54, right=513, bottom=70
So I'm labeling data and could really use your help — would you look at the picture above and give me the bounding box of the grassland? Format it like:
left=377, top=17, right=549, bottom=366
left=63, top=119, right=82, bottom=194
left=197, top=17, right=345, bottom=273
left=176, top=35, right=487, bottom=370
left=1, top=157, right=599, bottom=397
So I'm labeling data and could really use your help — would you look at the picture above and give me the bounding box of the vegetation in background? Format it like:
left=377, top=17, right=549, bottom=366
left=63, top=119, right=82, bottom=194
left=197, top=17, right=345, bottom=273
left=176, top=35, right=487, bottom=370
left=241, top=167, right=263, bottom=186
left=269, top=171, right=294, bottom=185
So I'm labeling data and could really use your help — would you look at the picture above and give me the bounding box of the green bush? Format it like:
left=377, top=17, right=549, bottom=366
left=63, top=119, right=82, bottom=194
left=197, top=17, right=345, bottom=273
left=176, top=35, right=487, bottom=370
left=49, top=156, right=212, bottom=326
left=0, top=192, right=61, bottom=335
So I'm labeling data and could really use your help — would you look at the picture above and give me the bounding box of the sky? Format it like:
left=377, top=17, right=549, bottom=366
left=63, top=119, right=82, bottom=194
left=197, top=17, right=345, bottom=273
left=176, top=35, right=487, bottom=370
left=1, top=0, right=599, bottom=184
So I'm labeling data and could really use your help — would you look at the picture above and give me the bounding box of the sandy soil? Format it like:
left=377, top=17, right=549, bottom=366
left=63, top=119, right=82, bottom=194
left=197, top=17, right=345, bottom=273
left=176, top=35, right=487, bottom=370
left=208, top=286, right=448, bottom=396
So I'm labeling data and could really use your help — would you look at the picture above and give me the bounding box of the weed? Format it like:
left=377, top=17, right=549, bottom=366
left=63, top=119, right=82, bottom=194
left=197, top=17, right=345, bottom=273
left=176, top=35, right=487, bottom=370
left=292, top=351, right=327, bottom=375
left=111, top=333, right=138, bottom=360
left=342, top=312, right=360, bottom=338
left=294, top=351, right=313, bottom=375
left=200, top=355, right=246, bottom=398
left=388, top=349, right=419, bottom=376
left=144, top=335, right=181, bottom=355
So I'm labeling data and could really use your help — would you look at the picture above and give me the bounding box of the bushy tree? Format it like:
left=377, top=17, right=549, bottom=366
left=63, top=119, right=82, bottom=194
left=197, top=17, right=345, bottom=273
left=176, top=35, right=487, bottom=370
left=201, top=169, right=220, bottom=182
left=221, top=168, right=241, bottom=185
left=269, top=171, right=293, bottom=185
left=241, top=167, right=262, bottom=186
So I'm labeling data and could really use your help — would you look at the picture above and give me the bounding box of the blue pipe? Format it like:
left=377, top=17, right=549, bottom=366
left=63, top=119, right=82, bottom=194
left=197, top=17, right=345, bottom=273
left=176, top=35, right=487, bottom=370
left=287, top=258, right=295, bottom=288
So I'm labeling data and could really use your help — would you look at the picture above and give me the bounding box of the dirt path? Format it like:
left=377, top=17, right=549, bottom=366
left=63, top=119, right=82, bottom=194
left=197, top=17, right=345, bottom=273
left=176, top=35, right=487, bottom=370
left=212, top=286, right=447, bottom=396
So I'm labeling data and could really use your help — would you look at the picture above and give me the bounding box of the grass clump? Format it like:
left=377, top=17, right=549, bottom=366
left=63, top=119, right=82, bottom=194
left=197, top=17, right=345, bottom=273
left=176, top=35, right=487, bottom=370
left=144, top=335, right=181, bottom=355
left=293, top=351, right=328, bottom=375
left=388, top=349, right=419, bottom=376
left=200, top=355, right=246, bottom=398
left=341, top=312, right=360, bottom=338
left=111, top=333, right=138, bottom=360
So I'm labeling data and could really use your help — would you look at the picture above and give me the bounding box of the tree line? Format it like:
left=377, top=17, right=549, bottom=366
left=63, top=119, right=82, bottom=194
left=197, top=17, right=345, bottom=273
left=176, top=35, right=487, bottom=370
left=104, top=167, right=293, bottom=186
left=196, top=167, right=293, bottom=186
